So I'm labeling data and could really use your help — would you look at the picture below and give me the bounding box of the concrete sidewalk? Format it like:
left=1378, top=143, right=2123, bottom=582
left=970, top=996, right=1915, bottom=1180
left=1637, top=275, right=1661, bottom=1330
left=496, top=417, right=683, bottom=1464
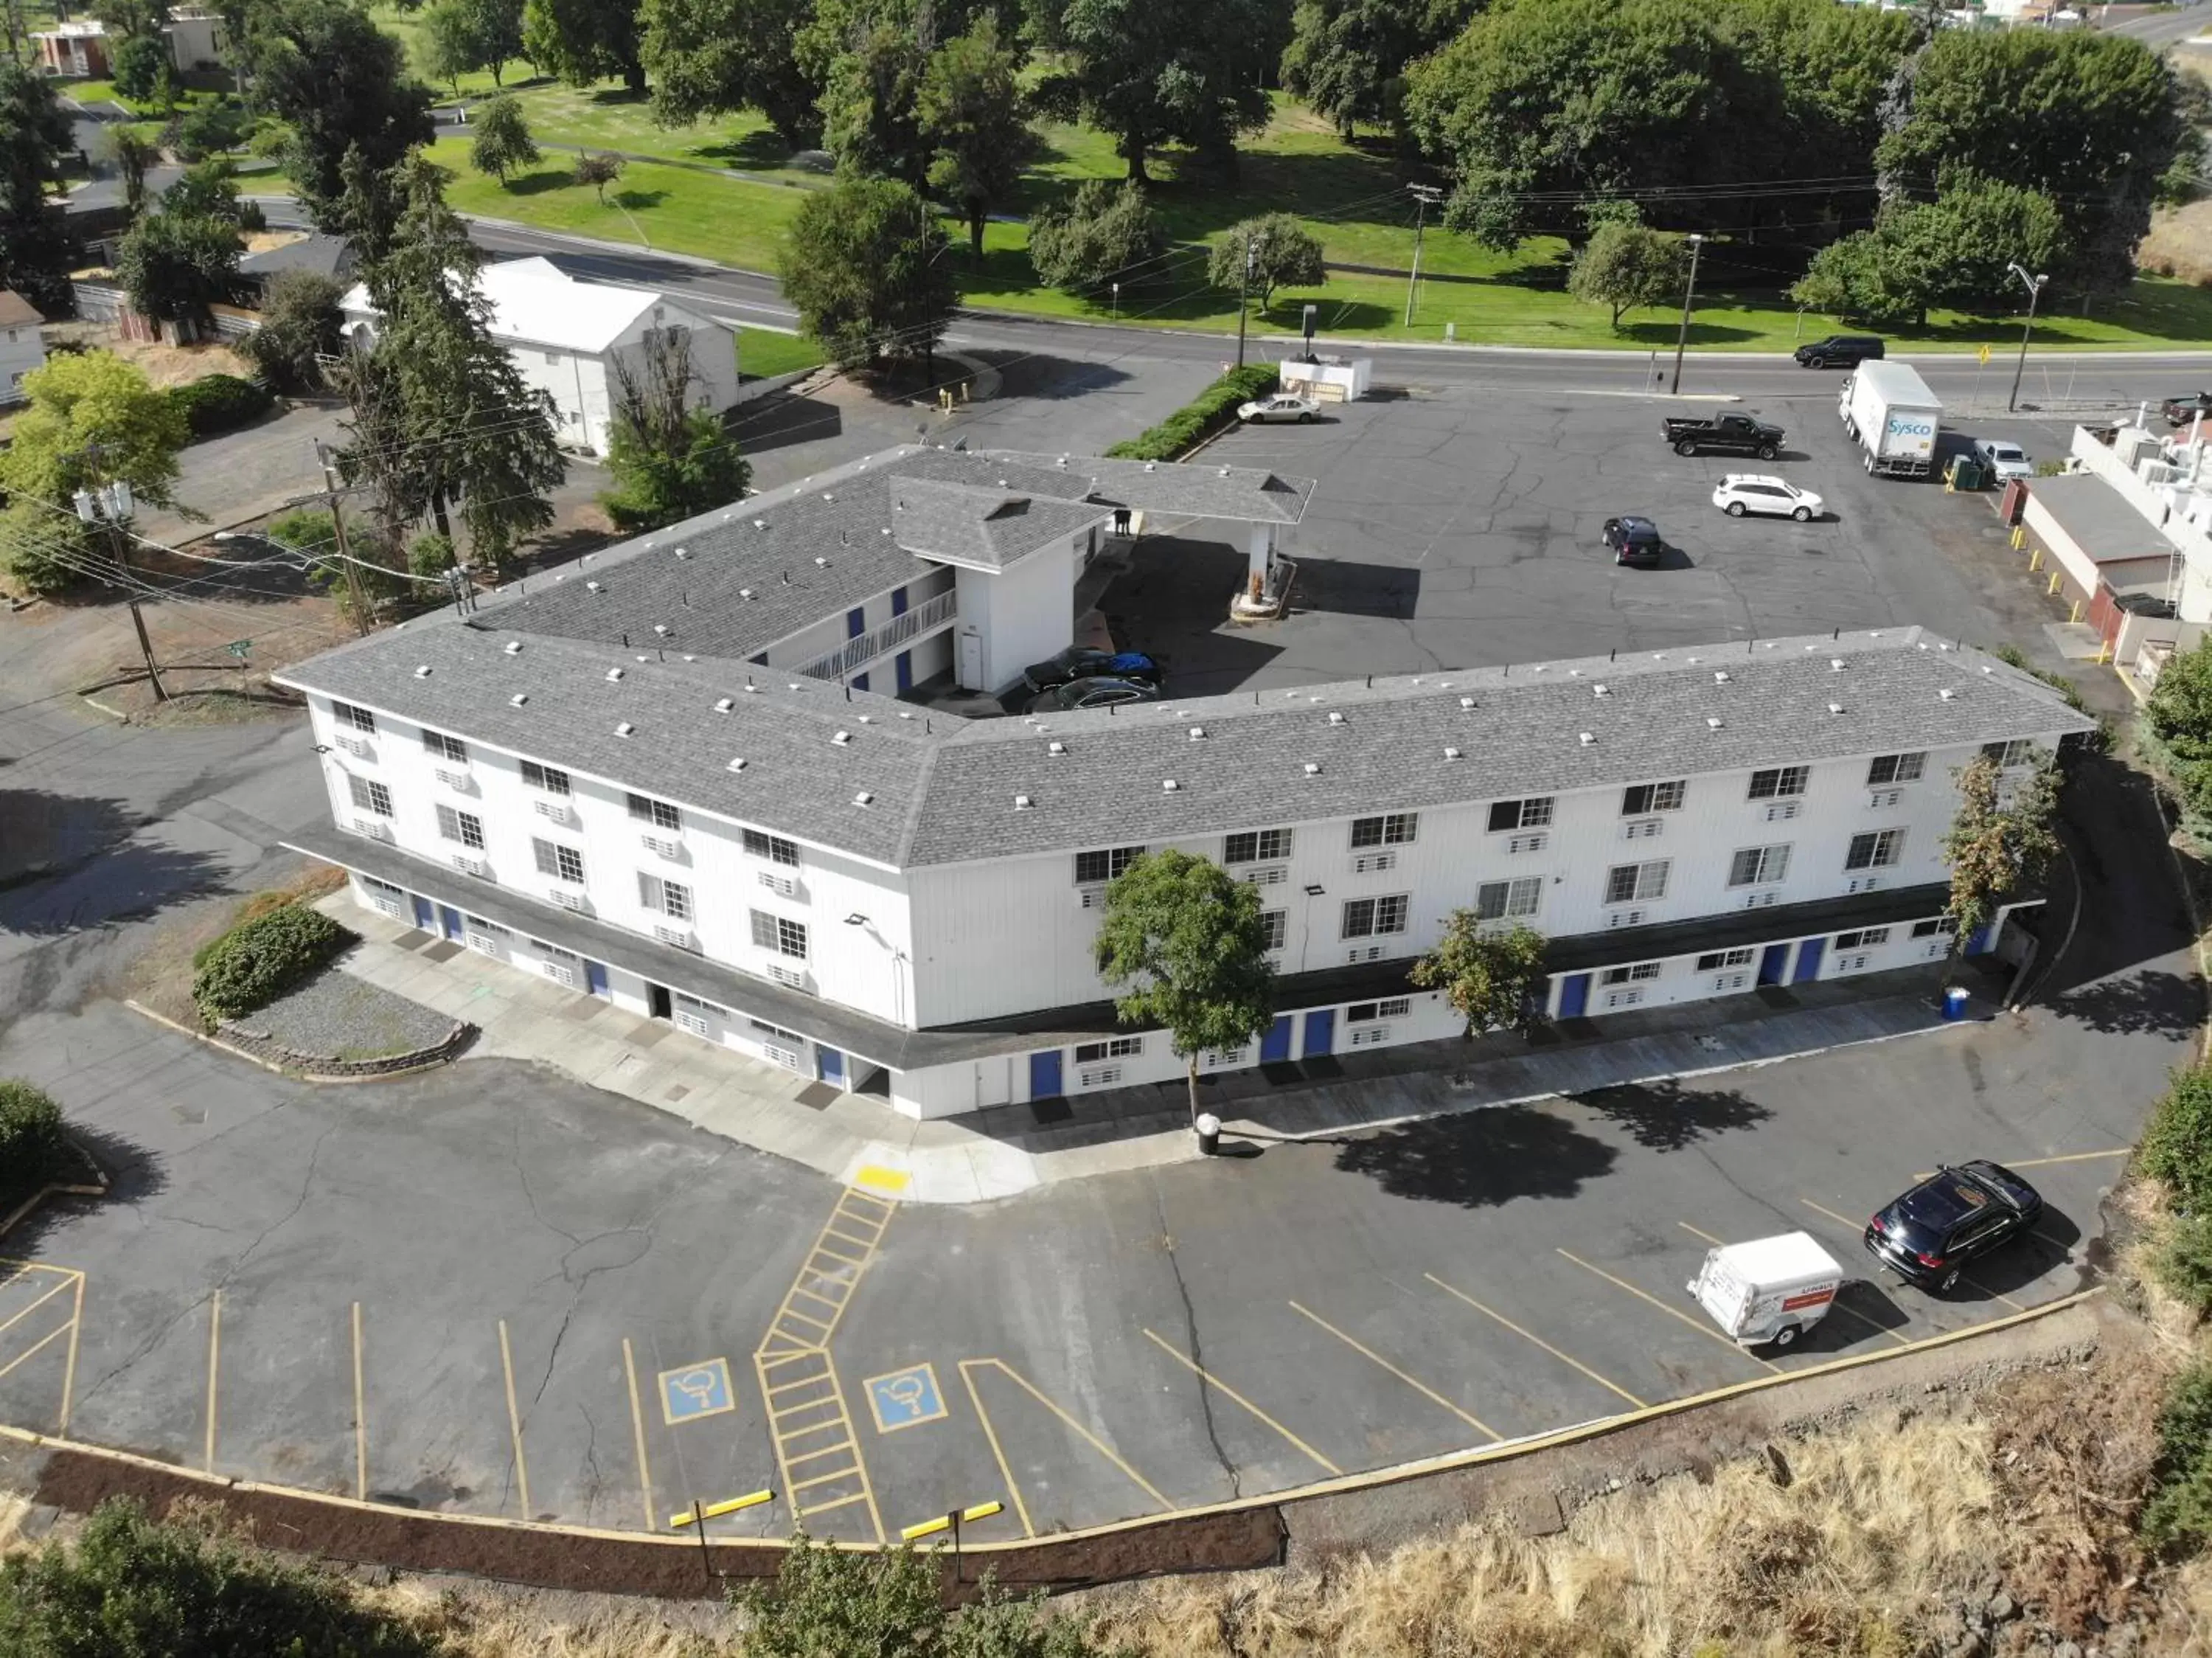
left=322, top=895, right=1993, bottom=1206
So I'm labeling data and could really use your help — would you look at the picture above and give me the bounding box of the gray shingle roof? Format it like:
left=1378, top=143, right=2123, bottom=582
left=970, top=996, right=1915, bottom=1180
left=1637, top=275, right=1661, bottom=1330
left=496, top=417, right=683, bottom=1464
left=886, top=477, right=1112, bottom=570
left=898, top=629, right=2096, bottom=865
left=981, top=449, right=1314, bottom=524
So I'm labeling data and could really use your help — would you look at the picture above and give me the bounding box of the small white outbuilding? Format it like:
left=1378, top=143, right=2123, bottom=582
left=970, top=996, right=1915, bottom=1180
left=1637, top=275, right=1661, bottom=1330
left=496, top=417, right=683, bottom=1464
left=338, top=257, right=740, bottom=457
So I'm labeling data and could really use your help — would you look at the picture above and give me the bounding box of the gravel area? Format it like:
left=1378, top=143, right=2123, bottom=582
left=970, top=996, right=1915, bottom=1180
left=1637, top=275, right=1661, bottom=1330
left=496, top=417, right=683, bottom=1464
left=245, top=964, right=451, bottom=1059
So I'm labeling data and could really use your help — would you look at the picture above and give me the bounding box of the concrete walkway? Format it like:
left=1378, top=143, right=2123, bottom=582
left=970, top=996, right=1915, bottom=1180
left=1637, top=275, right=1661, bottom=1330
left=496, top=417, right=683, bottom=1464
left=321, top=894, right=1993, bottom=1207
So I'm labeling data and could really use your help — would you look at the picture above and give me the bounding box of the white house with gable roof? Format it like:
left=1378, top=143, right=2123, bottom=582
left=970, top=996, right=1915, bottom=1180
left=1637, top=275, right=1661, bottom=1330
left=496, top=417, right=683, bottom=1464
left=274, top=444, right=2091, bottom=1123
left=339, top=257, right=738, bottom=457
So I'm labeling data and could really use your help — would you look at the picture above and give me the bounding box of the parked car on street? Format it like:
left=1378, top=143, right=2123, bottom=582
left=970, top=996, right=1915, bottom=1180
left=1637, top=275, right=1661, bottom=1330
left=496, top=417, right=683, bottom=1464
left=1661, top=412, right=1784, bottom=459
left=1602, top=515, right=1666, bottom=567
left=1023, top=676, right=1164, bottom=714
left=1237, top=392, right=1321, bottom=424
left=1863, top=1160, right=2043, bottom=1293
left=1970, top=438, right=2034, bottom=483
left=1711, top=474, right=1824, bottom=521
left=1795, top=334, right=1885, bottom=370
left=2163, top=392, right=2212, bottom=428
left=1022, top=647, right=1163, bottom=693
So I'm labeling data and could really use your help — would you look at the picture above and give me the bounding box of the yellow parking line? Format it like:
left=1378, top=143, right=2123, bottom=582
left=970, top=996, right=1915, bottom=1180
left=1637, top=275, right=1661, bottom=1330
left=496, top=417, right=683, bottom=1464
left=1914, top=1148, right=2129, bottom=1179
left=352, top=1303, right=369, bottom=1500
left=1555, top=1250, right=1780, bottom=1374
left=498, top=1319, right=532, bottom=1518
left=1424, top=1272, right=1648, bottom=1408
left=1677, top=1224, right=1908, bottom=1347
left=0, top=1276, right=74, bottom=1342
left=1141, top=1328, right=1342, bottom=1476
left=790, top=1489, right=870, bottom=1516
left=622, top=1337, right=653, bottom=1533
left=59, top=1273, right=83, bottom=1435
left=1798, top=1199, right=2027, bottom=1312
left=1287, top=1302, right=1500, bottom=1440
left=0, top=1321, right=71, bottom=1383
left=959, top=1356, right=1174, bottom=1538
left=204, top=1291, right=222, bottom=1474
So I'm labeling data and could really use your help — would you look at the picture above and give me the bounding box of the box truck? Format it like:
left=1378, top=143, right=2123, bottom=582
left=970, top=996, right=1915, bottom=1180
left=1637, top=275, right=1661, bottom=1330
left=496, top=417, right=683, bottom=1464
left=1843, top=361, right=1943, bottom=479
left=1686, top=1232, right=1846, bottom=1350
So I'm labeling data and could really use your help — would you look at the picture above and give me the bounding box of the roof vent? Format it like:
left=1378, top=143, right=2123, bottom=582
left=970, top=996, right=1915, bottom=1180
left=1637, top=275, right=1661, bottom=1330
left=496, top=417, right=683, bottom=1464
left=786, top=684, right=801, bottom=692
left=1327, top=710, right=1346, bottom=726
left=1939, top=688, right=1956, bottom=701
left=1015, top=793, right=1032, bottom=809
left=414, top=665, right=432, bottom=678
left=1593, top=683, right=1609, bottom=697
left=1057, top=455, right=1068, bottom=467
left=853, top=791, right=874, bottom=807
left=753, top=518, right=766, bottom=530
left=509, top=693, right=529, bottom=707
left=1188, top=726, right=1206, bottom=740
left=814, top=556, right=829, bottom=567
left=1048, top=740, right=1067, bottom=756
left=1303, top=762, right=1321, bottom=777
left=1218, top=465, right=1230, bottom=477
left=881, top=527, right=891, bottom=535
left=615, top=721, right=635, bottom=737
left=727, top=757, right=748, bottom=771
left=1714, top=670, right=1730, bottom=684
left=1706, top=716, right=1723, bottom=729
left=1579, top=732, right=1595, bottom=746
left=743, top=683, right=761, bottom=694
left=714, top=697, right=734, bottom=712
left=585, top=580, right=601, bottom=593
left=1162, top=778, right=1179, bottom=792
left=1829, top=657, right=1845, bottom=671
left=653, top=623, right=669, bottom=637
left=606, top=667, right=625, bottom=681
left=1143, top=461, right=1155, bottom=472
left=1828, top=702, right=1845, bottom=715
left=1459, top=696, right=1476, bottom=710
left=832, top=730, right=853, bottom=746
left=1444, top=746, right=1461, bottom=760
left=503, top=640, right=523, bottom=654
left=740, top=587, right=755, bottom=600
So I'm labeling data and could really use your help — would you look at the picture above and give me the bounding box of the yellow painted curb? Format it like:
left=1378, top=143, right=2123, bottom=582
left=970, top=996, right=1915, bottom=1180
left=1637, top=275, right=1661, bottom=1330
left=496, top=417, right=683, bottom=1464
left=852, top=1165, right=911, bottom=1195
left=670, top=1489, right=774, bottom=1528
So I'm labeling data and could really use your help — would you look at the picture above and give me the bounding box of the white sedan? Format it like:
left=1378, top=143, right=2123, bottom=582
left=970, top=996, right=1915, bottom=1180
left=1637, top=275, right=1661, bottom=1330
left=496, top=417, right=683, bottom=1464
left=1712, top=474, right=1825, bottom=522
left=1237, top=392, right=1322, bottom=424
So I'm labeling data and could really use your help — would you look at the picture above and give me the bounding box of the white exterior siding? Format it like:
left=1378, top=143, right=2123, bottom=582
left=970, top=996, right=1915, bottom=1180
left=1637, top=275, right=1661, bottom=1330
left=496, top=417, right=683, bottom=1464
left=0, top=322, right=43, bottom=406
left=952, top=538, right=1077, bottom=691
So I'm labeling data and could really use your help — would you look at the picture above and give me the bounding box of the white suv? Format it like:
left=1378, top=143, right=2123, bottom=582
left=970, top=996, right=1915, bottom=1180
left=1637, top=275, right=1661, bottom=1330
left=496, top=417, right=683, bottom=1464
left=1712, top=474, right=1824, bottom=522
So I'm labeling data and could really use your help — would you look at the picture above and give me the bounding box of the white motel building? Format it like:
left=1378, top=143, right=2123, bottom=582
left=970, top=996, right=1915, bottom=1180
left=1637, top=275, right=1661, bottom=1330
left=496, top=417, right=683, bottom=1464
left=278, top=445, right=2095, bottom=1121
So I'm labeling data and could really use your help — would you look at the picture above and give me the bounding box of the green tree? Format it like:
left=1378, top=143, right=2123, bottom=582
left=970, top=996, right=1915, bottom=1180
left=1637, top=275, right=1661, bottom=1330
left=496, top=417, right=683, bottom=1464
left=1410, top=915, right=1549, bottom=1038
left=341, top=155, right=566, bottom=565
left=599, top=324, right=750, bottom=530
left=522, top=0, right=645, bottom=93
left=90, top=0, right=165, bottom=37
left=1876, top=27, right=2185, bottom=294
left=1026, top=178, right=1163, bottom=295
left=1206, top=212, right=1326, bottom=312
left=420, top=0, right=525, bottom=88
left=240, top=268, right=346, bottom=392
left=2149, top=634, right=2212, bottom=819
left=100, top=127, right=161, bottom=221
left=574, top=150, right=624, bottom=203
left=246, top=0, right=436, bottom=231
left=780, top=174, right=956, bottom=370
left=109, top=32, right=170, bottom=101
left=114, top=194, right=243, bottom=327
left=1093, top=848, right=1276, bottom=1124
left=1938, top=749, right=2060, bottom=946
left=820, top=19, right=931, bottom=185
left=0, top=1496, right=434, bottom=1657
left=469, top=91, right=540, bottom=184
left=406, top=528, right=457, bottom=576
left=1030, top=0, right=1276, bottom=180
left=0, top=351, right=189, bottom=594
left=0, top=63, right=77, bottom=312
left=1281, top=0, right=1477, bottom=137
left=1567, top=220, right=1688, bottom=330
left=641, top=0, right=820, bottom=145
left=175, top=99, right=253, bottom=162
left=919, top=19, right=1029, bottom=257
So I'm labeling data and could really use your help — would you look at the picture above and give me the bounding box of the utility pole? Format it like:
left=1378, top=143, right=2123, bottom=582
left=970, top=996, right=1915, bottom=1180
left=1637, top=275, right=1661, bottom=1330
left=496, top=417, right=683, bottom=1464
left=1405, top=184, right=1443, bottom=329
left=2006, top=263, right=2048, bottom=414
left=1669, top=232, right=1706, bottom=397
left=1235, top=232, right=1265, bottom=370
left=72, top=451, right=166, bottom=703
left=314, top=438, right=372, bottom=634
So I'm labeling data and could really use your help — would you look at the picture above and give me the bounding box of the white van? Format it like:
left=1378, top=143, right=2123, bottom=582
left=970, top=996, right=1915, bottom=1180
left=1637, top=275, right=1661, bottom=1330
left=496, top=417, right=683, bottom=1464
left=1687, top=1232, right=1846, bottom=1350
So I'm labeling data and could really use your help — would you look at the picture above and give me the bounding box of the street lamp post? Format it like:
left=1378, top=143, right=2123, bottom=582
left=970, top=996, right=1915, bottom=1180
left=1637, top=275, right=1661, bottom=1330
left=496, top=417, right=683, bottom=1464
left=2006, top=262, right=2048, bottom=414
left=1405, top=184, right=1443, bottom=330
left=1235, top=232, right=1267, bottom=370
left=72, top=474, right=166, bottom=703
left=1669, top=233, right=1705, bottom=397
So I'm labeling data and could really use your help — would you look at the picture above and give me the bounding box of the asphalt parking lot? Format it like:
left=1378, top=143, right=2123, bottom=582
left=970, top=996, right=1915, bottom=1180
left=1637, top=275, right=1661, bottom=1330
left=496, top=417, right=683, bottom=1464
left=1106, top=374, right=2086, bottom=697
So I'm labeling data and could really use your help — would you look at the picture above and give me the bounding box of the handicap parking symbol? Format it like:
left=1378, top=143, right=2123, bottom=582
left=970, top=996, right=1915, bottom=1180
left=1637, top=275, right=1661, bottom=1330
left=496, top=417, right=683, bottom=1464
left=658, top=1356, right=737, bottom=1425
left=864, top=1362, right=947, bottom=1434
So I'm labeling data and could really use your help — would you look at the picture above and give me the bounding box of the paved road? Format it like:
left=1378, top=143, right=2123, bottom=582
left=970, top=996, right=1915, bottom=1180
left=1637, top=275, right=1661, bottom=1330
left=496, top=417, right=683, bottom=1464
left=2105, top=1, right=2212, bottom=48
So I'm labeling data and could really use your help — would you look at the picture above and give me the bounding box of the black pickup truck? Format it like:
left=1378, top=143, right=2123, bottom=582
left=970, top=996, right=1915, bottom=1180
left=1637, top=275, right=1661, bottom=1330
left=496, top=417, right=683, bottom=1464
left=1661, top=413, right=1784, bottom=459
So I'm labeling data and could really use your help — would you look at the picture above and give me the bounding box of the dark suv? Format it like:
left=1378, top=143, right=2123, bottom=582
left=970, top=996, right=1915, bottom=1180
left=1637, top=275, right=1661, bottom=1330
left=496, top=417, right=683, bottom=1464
left=1795, top=335, right=1885, bottom=370
left=1602, top=515, right=1665, bottom=567
left=1862, top=1160, right=2042, bottom=1293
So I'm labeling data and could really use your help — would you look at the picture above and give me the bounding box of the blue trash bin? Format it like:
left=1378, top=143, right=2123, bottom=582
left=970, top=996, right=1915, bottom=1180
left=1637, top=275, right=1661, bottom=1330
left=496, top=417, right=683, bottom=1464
left=1942, top=986, right=1970, bottom=1021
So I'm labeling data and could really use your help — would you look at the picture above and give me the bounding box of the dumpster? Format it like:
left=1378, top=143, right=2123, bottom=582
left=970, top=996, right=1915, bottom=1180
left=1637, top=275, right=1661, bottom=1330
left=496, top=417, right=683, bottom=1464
left=1947, top=456, right=1984, bottom=491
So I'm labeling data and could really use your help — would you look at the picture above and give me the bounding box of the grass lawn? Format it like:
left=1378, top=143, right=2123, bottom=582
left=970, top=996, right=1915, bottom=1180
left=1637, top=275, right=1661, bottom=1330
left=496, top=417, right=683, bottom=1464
left=737, top=330, right=825, bottom=379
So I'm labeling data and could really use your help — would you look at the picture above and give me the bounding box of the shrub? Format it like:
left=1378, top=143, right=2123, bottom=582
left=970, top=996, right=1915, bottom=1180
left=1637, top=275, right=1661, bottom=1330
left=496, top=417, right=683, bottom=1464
left=0, top=1080, right=66, bottom=1210
left=407, top=530, right=456, bottom=577
left=1028, top=179, right=1164, bottom=296
left=2154, top=1210, right=2212, bottom=1317
left=2143, top=1064, right=2212, bottom=1211
left=1104, top=364, right=1279, bottom=461
left=191, top=902, right=355, bottom=1025
left=168, top=372, right=274, bottom=437
left=2146, top=1362, right=2212, bottom=1553
left=0, top=1496, right=434, bottom=1656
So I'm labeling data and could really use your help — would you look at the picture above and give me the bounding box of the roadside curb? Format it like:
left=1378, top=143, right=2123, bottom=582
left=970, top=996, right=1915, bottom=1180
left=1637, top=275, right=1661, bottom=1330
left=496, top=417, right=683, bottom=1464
left=122, top=998, right=470, bottom=1086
